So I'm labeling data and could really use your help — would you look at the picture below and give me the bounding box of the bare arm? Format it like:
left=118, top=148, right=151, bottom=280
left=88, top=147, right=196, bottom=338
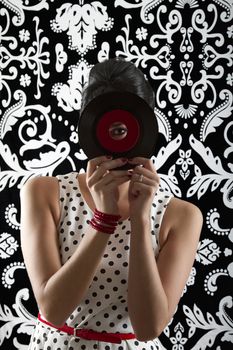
left=127, top=199, right=203, bottom=341
left=20, top=157, right=129, bottom=327
left=20, top=176, right=111, bottom=327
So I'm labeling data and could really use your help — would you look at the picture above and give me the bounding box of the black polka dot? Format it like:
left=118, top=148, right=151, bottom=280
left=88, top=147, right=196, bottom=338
left=80, top=201, right=84, bottom=206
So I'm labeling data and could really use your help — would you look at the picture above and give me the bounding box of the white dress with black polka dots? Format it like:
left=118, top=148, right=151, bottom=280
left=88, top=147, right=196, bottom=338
left=28, top=172, right=174, bottom=350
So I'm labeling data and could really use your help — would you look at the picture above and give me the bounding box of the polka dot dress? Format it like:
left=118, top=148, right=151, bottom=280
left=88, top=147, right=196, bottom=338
left=28, top=172, right=174, bottom=350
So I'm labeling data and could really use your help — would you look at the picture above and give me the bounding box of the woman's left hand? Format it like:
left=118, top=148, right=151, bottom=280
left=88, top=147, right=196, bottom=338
left=128, top=157, right=160, bottom=219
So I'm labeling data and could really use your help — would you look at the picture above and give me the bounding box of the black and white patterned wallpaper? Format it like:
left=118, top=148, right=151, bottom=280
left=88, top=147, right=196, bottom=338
left=0, top=0, right=233, bottom=349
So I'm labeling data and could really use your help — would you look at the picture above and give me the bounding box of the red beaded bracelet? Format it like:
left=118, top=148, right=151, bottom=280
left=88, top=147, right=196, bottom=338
left=89, top=209, right=121, bottom=234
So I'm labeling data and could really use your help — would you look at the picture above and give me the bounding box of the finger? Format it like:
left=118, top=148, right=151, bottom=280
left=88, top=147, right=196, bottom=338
left=87, top=155, right=112, bottom=178
left=132, top=165, right=159, bottom=181
left=95, top=174, right=130, bottom=190
left=88, top=158, right=128, bottom=186
left=130, top=181, right=158, bottom=196
left=128, top=157, right=155, bottom=172
left=131, top=173, right=157, bottom=186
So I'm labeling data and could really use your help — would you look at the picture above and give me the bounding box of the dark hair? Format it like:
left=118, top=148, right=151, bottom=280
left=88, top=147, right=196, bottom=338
left=80, top=57, right=155, bottom=114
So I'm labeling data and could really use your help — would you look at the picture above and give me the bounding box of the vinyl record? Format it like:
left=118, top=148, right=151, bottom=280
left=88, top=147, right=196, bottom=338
left=78, top=91, right=158, bottom=169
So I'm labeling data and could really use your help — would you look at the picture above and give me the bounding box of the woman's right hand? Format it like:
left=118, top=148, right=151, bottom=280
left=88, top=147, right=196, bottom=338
left=86, top=156, right=129, bottom=215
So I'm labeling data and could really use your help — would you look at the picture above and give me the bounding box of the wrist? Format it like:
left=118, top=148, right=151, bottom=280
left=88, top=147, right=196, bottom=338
left=130, top=215, right=150, bottom=229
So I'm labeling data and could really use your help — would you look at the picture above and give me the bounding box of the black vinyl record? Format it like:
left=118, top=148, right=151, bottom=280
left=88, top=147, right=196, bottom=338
left=78, top=91, right=158, bottom=169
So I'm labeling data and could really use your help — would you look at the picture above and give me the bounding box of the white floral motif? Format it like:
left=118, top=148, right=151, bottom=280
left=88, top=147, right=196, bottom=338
left=5, top=204, right=20, bottom=230
left=0, top=14, right=50, bottom=105
left=204, top=263, right=233, bottom=296
left=212, top=0, right=233, bottom=22
left=19, top=74, right=31, bottom=87
left=0, top=288, right=36, bottom=348
left=70, top=131, right=79, bottom=144
left=0, top=90, right=76, bottom=192
left=200, top=89, right=233, bottom=142
left=152, top=135, right=182, bottom=197
left=175, top=104, right=198, bottom=119
left=196, top=239, right=221, bottom=266
left=52, top=59, right=92, bottom=112
left=188, top=134, right=233, bottom=208
left=136, top=27, right=148, bottom=41
left=226, top=73, right=233, bottom=86
left=2, top=262, right=25, bottom=289
left=50, top=2, right=113, bottom=55
left=170, top=323, right=188, bottom=350
left=0, top=233, right=18, bottom=259
left=0, top=0, right=49, bottom=26
left=19, top=29, right=30, bottom=42
left=184, top=296, right=233, bottom=347
left=115, top=0, right=164, bottom=24
left=227, top=24, right=233, bottom=38
left=176, top=149, right=194, bottom=180
left=175, top=0, right=198, bottom=8
left=55, top=43, right=68, bottom=73
left=98, top=41, right=110, bottom=62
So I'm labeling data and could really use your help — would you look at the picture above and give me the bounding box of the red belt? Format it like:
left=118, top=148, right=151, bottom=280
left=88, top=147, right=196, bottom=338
left=38, top=313, right=136, bottom=344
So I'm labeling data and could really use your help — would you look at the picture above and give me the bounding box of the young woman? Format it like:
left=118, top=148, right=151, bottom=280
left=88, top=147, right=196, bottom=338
left=20, top=58, right=203, bottom=350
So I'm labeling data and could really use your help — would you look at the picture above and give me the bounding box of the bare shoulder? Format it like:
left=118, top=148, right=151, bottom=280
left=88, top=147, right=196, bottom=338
left=168, top=197, right=203, bottom=218
left=167, top=197, right=203, bottom=236
left=20, top=176, right=60, bottom=224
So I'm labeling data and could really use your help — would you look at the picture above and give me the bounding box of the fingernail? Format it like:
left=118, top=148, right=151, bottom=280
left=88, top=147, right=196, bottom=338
left=106, top=155, right=112, bottom=159
left=121, top=158, right=128, bottom=162
left=128, top=158, right=134, bottom=161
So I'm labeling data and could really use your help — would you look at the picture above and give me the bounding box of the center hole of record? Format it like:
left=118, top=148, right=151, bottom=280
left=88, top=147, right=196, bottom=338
left=108, top=122, right=128, bottom=140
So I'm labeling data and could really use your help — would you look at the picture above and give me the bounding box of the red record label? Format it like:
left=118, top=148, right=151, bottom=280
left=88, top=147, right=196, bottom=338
left=96, top=109, right=140, bottom=152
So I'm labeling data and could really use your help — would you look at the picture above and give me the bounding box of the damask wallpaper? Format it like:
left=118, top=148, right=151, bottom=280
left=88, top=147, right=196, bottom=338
left=0, top=0, right=232, bottom=349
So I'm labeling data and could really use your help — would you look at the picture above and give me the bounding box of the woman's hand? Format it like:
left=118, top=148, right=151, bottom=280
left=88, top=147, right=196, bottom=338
left=86, top=155, right=129, bottom=215
left=128, top=157, right=160, bottom=219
